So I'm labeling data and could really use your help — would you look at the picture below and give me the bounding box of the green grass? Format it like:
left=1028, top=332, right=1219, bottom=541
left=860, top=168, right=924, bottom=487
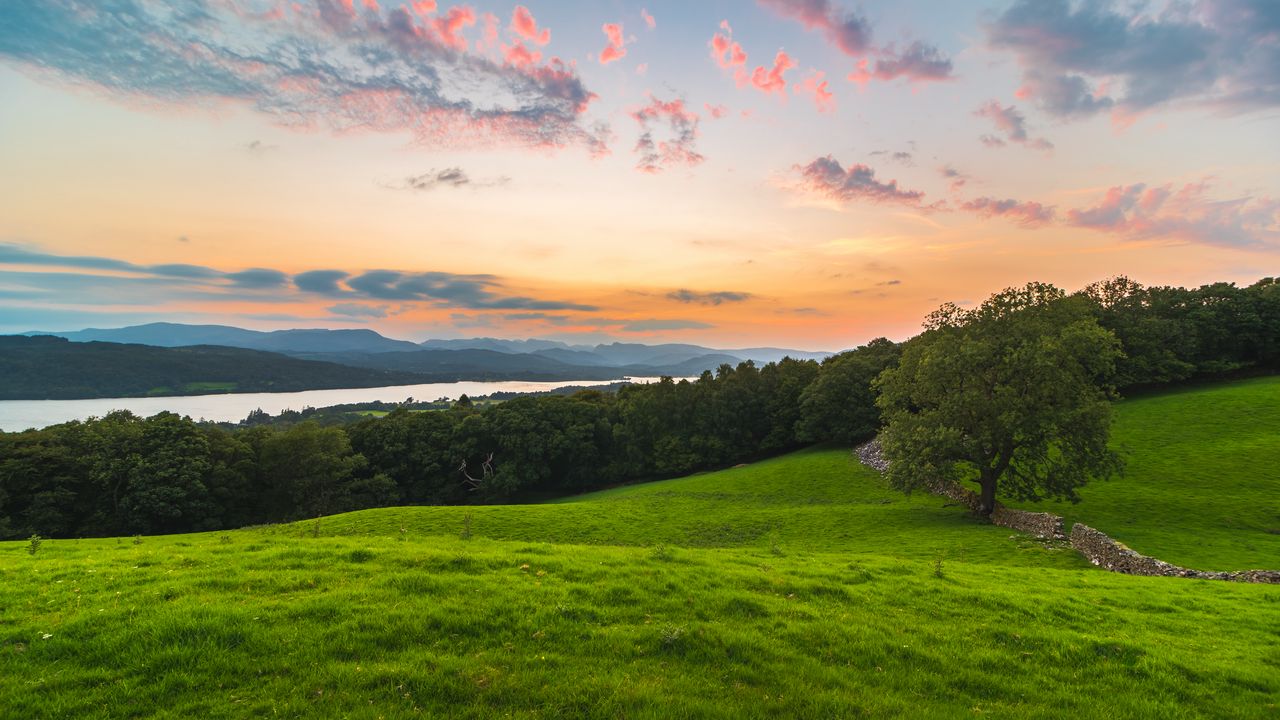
left=4, top=531, right=1278, bottom=719
left=1007, top=376, right=1280, bottom=570
left=181, top=381, right=238, bottom=393
left=3, top=379, right=1279, bottom=718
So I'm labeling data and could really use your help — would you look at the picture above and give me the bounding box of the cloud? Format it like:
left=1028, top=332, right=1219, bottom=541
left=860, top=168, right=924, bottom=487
left=600, top=23, right=628, bottom=64
left=960, top=197, right=1057, bottom=227
left=666, top=289, right=753, bottom=306
left=328, top=303, right=390, bottom=318
left=939, top=165, right=971, bottom=192
left=622, top=319, right=715, bottom=332
left=631, top=95, right=703, bottom=173
left=395, top=167, right=510, bottom=191
left=295, top=270, right=351, bottom=295
left=641, top=9, right=656, bottom=30
left=1, top=244, right=600, bottom=313
left=711, top=23, right=748, bottom=71
left=244, top=140, right=278, bottom=155
left=1066, top=180, right=1280, bottom=247
left=751, top=50, right=797, bottom=96
left=866, top=42, right=954, bottom=83
left=794, top=70, right=835, bottom=112
left=704, top=103, right=729, bottom=119
left=759, top=0, right=954, bottom=83
left=974, top=100, right=1053, bottom=150
left=0, top=0, right=605, bottom=152
left=510, top=5, right=549, bottom=45
left=794, top=156, right=929, bottom=207
left=757, top=0, right=872, bottom=56
left=987, top=0, right=1280, bottom=118
left=224, top=268, right=290, bottom=289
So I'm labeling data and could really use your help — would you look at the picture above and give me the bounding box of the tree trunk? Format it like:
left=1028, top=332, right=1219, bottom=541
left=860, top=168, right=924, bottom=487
left=977, top=471, right=997, bottom=517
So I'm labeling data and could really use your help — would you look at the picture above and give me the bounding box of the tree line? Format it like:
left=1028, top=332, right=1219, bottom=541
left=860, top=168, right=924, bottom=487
left=1, top=276, right=1277, bottom=538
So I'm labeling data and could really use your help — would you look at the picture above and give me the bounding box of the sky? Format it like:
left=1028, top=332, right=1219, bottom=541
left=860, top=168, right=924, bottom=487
left=0, top=0, right=1278, bottom=350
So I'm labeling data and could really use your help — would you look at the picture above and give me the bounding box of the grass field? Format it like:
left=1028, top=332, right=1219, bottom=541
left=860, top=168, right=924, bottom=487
left=1007, top=375, right=1280, bottom=570
left=2, top=380, right=1279, bottom=718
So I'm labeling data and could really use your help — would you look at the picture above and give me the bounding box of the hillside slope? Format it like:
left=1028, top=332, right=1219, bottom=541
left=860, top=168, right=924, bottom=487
left=1008, top=375, right=1280, bottom=570
left=0, top=335, right=430, bottom=399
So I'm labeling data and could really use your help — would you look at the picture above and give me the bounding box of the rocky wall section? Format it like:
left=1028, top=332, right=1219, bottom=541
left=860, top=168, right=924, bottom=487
left=852, top=438, right=1277, bottom=583
left=1070, top=523, right=1280, bottom=583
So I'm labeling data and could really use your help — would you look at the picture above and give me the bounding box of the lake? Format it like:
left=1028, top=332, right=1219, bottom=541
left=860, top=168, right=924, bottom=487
left=0, top=378, right=669, bottom=432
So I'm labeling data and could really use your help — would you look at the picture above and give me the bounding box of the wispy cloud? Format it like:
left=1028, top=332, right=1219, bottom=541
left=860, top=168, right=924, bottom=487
left=793, top=156, right=929, bottom=208
left=0, top=0, right=605, bottom=152
left=393, top=167, right=510, bottom=191
left=667, top=289, right=753, bottom=306
left=1066, top=180, right=1279, bottom=247
left=987, top=0, right=1280, bottom=119
left=960, top=197, right=1056, bottom=227
left=631, top=95, right=703, bottom=173
left=975, top=101, right=1053, bottom=150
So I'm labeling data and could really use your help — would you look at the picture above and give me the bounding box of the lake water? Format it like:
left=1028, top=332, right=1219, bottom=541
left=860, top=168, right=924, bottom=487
left=0, top=378, right=669, bottom=432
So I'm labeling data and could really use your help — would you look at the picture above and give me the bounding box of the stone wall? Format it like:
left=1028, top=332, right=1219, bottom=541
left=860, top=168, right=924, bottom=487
left=854, top=440, right=1064, bottom=540
left=852, top=438, right=1278, bottom=583
left=1069, top=523, right=1280, bottom=583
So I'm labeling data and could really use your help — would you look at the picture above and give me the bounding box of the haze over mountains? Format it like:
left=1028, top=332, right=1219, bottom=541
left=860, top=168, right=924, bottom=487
left=5, top=323, right=835, bottom=400
left=31, top=323, right=831, bottom=369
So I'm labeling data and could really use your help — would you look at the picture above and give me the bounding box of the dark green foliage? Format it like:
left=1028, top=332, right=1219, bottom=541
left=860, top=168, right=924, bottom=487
left=797, top=338, right=901, bottom=444
left=1079, top=275, right=1280, bottom=388
left=877, top=283, right=1124, bottom=514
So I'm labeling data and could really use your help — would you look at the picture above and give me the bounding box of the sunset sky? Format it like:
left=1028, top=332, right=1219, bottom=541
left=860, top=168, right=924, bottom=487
left=1, top=0, right=1277, bottom=350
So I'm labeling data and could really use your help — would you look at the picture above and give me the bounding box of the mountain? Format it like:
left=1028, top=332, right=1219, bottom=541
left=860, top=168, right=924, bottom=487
left=292, top=348, right=623, bottom=380
left=0, top=335, right=431, bottom=400
left=726, top=347, right=833, bottom=364
left=418, top=337, right=580, bottom=354
left=29, top=323, right=420, bottom=354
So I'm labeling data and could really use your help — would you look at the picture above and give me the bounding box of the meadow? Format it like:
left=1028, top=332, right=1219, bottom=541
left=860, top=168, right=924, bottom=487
left=1008, top=375, right=1280, bottom=570
left=2, top=379, right=1278, bottom=718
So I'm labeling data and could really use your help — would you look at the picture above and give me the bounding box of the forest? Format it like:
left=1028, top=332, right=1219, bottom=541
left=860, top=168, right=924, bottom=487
left=2, top=276, right=1278, bottom=539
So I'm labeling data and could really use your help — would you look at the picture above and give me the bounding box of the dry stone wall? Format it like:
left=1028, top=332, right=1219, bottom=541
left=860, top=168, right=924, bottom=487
left=1070, top=523, right=1280, bottom=583
left=853, top=438, right=1278, bottom=583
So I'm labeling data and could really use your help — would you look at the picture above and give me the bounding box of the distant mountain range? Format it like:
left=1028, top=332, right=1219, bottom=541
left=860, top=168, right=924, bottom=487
left=7, top=323, right=836, bottom=399
left=0, top=335, right=428, bottom=400
left=27, top=323, right=832, bottom=367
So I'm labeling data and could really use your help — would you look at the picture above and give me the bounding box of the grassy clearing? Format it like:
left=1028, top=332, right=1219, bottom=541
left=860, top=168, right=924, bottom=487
left=1008, top=376, right=1280, bottom=570
left=3, top=379, right=1278, bottom=717
left=3, top=531, right=1278, bottom=719
left=292, top=448, right=1085, bottom=569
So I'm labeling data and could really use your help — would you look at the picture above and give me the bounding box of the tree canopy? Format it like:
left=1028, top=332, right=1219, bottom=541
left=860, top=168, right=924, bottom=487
left=875, top=283, right=1123, bottom=515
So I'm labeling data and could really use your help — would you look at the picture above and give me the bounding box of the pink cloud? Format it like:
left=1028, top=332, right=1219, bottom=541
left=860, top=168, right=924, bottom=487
left=502, top=40, right=541, bottom=68
left=510, top=5, right=549, bottom=46
left=795, top=156, right=928, bottom=207
left=794, top=70, right=834, bottom=112
left=600, top=22, right=627, bottom=64
left=711, top=26, right=747, bottom=71
left=641, top=8, right=656, bottom=30
left=1067, top=181, right=1280, bottom=247
left=974, top=100, right=1053, bottom=150
left=757, top=0, right=871, bottom=56
left=751, top=50, right=797, bottom=96
left=2, top=1, right=605, bottom=152
left=960, top=197, right=1056, bottom=227
left=631, top=96, right=703, bottom=173
left=428, top=6, right=476, bottom=51
left=636, top=63, right=648, bottom=75
left=704, top=103, right=729, bottom=119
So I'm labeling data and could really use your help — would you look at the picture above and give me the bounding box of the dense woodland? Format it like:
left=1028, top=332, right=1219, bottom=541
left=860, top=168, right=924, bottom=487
left=2, top=276, right=1278, bottom=539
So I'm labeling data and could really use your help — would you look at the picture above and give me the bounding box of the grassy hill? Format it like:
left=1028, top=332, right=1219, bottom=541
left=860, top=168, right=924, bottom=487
left=1008, top=375, right=1280, bottom=570
left=2, top=381, right=1278, bottom=717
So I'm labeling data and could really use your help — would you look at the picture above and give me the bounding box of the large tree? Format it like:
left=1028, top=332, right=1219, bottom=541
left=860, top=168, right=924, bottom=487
left=875, top=283, right=1123, bottom=516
